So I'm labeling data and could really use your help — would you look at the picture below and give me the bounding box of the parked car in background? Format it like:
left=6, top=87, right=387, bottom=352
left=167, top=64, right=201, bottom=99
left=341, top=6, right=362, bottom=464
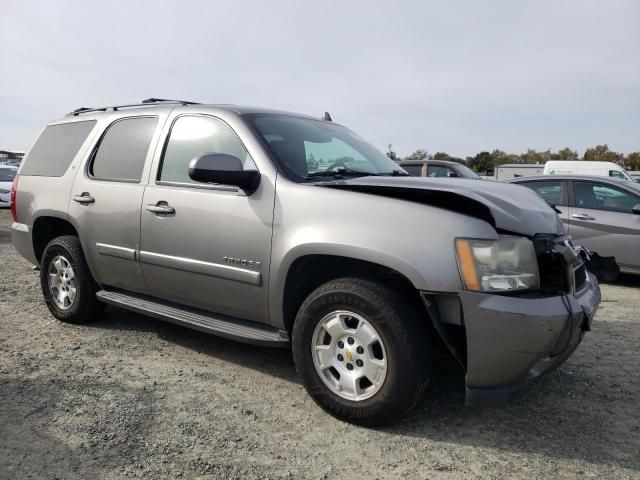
left=544, top=161, right=633, bottom=181
left=0, top=165, right=18, bottom=207
left=398, top=159, right=480, bottom=179
left=11, top=99, right=600, bottom=426
left=494, top=163, right=544, bottom=180
left=510, top=175, right=640, bottom=274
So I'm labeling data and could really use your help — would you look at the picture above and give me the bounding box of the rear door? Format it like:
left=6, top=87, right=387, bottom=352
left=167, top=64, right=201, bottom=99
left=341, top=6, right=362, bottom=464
left=568, top=180, right=640, bottom=270
left=69, top=115, right=167, bottom=293
left=139, top=114, right=274, bottom=323
left=513, top=179, right=570, bottom=226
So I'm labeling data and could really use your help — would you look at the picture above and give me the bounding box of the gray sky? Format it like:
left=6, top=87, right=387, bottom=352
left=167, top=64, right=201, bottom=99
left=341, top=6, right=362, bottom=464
left=1, top=0, right=638, bottom=157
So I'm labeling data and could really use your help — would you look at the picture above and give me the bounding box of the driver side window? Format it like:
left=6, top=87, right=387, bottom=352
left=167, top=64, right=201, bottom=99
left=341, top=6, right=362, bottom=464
left=159, top=115, right=257, bottom=185
left=427, top=165, right=454, bottom=177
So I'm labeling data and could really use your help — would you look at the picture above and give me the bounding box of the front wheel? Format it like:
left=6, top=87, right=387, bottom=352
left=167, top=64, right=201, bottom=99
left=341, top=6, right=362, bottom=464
left=292, top=278, right=431, bottom=426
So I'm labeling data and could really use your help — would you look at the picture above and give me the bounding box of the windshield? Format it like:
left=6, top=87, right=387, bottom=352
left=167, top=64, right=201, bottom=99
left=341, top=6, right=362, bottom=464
left=244, top=114, right=406, bottom=181
left=0, top=168, right=17, bottom=182
left=454, top=163, right=480, bottom=179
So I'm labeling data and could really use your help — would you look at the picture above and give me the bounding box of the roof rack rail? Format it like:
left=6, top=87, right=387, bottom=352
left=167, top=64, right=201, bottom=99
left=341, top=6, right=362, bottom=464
left=67, top=98, right=201, bottom=116
left=141, top=98, right=200, bottom=105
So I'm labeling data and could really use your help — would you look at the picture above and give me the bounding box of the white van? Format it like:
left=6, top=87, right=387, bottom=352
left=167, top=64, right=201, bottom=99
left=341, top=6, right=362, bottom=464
left=544, top=161, right=633, bottom=181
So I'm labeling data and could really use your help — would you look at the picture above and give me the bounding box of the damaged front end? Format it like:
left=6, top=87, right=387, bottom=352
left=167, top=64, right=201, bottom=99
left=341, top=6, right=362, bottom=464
left=423, top=233, right=602, bottom=407
left=325, top=176, right=603, bottom=406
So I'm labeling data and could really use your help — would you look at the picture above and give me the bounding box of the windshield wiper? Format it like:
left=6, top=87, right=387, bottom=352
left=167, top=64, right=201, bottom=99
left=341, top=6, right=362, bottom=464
left=379, top=169, right=410, bottom=176
left=305, top=168, right=381, bottom=179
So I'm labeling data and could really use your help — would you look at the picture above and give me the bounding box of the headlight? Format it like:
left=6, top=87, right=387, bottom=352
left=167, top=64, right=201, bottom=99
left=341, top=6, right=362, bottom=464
left=455, top=236, right=539, bottom=292
left=0, top=188, right=9, bottom=194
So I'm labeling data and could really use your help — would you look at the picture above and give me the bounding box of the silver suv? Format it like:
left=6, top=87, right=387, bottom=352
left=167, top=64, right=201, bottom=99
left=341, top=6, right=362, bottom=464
left=11, top=99, right=601, bottom=425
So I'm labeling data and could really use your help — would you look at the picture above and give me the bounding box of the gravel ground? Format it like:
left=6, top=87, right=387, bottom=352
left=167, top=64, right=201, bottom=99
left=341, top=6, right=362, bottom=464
left=1, top=209, right=639, bottom=480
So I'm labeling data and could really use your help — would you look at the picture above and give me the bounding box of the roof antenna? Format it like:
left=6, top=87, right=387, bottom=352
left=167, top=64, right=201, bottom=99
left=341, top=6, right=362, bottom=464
left=323, top=112, right=332, bottom=121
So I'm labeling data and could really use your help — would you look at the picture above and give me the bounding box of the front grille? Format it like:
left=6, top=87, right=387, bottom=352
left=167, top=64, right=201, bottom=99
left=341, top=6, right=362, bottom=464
left=534, top=234, right=590, bottom=295
left=537, top=251, right=570, bottom=293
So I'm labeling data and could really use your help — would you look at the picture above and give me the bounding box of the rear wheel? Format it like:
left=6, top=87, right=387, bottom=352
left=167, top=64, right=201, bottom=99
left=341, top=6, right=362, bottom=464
left=292, top=277, right=431, bottom=426
left=40, top=235, right=105, bottom=324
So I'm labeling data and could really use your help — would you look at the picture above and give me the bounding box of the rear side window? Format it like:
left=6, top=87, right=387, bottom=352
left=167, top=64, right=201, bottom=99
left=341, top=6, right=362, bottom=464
left=90, top=117, right=158, bottom=182
left=518, top=180, right=565, bottom=205
left=574, top=181, right=639, bottom=213
left=0, top=168, right=17, bottom=182
left=20, top=120, right=96, bottom=177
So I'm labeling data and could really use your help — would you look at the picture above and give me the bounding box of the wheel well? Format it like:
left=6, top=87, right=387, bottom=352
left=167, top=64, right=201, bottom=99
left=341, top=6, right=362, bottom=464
left=282, top=255, right=425, bottom=335
left=32, top=217, right=78, bottom=263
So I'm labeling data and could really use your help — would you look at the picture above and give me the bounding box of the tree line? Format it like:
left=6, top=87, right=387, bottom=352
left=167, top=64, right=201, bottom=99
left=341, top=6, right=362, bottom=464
left=386, top=144, right=640, bottom=173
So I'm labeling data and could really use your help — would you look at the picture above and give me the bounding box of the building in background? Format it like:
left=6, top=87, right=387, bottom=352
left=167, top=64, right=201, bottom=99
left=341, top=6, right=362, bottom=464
left=0, top=149, right=25, bottom=166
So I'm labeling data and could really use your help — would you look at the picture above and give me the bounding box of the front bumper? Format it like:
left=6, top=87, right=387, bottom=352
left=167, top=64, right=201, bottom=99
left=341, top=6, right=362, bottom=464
left=432, top=272, right=601, bottom=407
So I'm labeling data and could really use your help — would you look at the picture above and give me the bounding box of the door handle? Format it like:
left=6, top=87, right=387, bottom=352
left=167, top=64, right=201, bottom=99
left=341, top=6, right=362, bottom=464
left=572, top=213, right=596, bottom=221
left=73, top=193, right=95, bottom=204
left=146, top=203, right=175, bottom=215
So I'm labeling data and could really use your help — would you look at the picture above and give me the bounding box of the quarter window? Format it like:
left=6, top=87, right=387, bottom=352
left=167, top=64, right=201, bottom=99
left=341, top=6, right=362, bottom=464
left=518, top=180, right=564, bottom=206
left=573, top=181, right=639, bottom=213
left=20, top=120, right=96, bottom=177
left=159, top=116, right=257, bottom=185
left=402, top=165, right=423, bottom=176
left=90, top=117, right=158, bottom=182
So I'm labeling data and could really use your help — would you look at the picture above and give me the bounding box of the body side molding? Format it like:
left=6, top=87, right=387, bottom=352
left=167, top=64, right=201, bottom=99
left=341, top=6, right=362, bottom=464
left=96, top=242, right=137, bottom=261
left=138, top=251, right=262, bottom=286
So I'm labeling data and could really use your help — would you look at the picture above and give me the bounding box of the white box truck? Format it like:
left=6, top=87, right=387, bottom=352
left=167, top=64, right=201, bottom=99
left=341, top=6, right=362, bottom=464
left=544, top=161, right=633, bottom=181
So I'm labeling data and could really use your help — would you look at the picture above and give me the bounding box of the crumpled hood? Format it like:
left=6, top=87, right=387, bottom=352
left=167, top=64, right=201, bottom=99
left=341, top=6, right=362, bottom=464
left=323, top=176, right=563, bottom=237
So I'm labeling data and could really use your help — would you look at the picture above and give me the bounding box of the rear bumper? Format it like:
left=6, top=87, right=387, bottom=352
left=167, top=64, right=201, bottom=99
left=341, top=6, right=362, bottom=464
left=435, top=272, right=601, bottom=407
left=10, top=222, right=37, bottom=265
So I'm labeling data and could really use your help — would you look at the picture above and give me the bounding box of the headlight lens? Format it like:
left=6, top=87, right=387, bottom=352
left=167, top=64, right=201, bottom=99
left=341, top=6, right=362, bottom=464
left=455, top=236, right=539, bottom=292
left=0, top=188, right=10, bottom=194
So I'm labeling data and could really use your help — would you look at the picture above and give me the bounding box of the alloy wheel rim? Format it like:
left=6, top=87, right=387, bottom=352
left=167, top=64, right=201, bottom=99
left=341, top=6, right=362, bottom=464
left=311, top=310, right=388, bottom=401
left=48, top=255, right=77, bottom=310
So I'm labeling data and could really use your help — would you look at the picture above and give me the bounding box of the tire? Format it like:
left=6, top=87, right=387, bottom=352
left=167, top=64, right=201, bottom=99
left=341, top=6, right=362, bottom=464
left=40, top=235, right=105, bottom=324
left=292, top=277, right=431, bottom=426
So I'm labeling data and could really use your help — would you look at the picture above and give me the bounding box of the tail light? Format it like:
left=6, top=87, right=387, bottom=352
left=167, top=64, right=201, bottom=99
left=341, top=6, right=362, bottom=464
left=10, top=175, right=18, bottom=222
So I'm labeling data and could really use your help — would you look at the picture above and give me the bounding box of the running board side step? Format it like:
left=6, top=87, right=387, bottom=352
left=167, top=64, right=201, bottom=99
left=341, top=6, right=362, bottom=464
left=96, top=290, right=289, bottom=347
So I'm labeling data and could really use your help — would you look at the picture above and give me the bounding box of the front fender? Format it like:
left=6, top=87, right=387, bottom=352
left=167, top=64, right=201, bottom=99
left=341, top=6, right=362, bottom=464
left=268, top=179, right=498, bottom=328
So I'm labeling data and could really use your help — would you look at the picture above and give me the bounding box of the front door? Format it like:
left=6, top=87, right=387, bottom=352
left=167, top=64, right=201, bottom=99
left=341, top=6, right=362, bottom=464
left=139, top=114, right=274, bottom=323
left=69, top=115, right=164, bottom=293
left=568, top=180, right=640, bottom=271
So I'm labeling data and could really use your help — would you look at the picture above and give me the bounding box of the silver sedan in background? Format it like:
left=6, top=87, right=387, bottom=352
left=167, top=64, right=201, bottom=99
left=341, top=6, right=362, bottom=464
left=510, top=175, right=640, bottom=274
left=0, top=166, right=18, bottom=207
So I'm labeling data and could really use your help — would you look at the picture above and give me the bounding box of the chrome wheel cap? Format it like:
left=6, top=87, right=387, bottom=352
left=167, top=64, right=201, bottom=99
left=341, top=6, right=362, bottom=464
left=48, top=255, right=77, bottom=310
left=311, top=310, right=388, bottom=401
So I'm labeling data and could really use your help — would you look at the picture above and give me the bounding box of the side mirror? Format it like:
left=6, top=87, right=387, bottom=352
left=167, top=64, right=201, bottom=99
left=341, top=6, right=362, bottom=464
left=632, top=204, right=640, bottom=215
left=188, top=153, right=260, bottom=194
left=447, top=171, right=458, bottom=178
